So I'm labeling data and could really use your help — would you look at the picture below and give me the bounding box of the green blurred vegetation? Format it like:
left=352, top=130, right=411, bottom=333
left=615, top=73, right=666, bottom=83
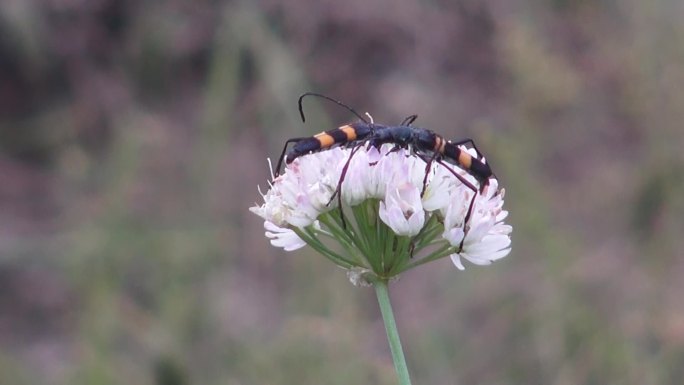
left=1, top=0, right=683, bottom=384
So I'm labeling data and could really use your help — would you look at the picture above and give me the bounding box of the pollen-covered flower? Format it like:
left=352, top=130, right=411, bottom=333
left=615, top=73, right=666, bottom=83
left=250, top=143, right=511, bottom=282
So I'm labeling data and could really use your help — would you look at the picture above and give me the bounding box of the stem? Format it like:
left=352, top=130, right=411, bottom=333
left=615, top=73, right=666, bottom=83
left=373, top=279, right=412, bottom=385
left=292, top=227, right=354, bottom=268
left=400, top=243, right=453, bottom=273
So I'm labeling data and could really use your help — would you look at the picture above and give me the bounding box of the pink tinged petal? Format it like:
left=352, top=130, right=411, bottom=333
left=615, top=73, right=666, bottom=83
left=482, top=178, right=499, bottom=198
left=456, top=236, right=511, bottom=268
left=249, top=205, right=264, bottom=218
left=449, top=254, right=466, bottom=270
left=442, top=190, right=471, bottom=229
left=397, top=183, right=422, bottom=210
left=307, top=182, right=335, bottom=211
left=264, top=222, right=307, bottom=251
left=366, top=146, right=382, bottom=163
left=422, top=192, right=450, bottom=212
left=486, top=247, right=512, bottom=261
left=379, top=202, right=413, bottom=235
left=407, top=210, right=425, bottom=233
left=442, top=227, right=465, bottom=246
left=379, top=183, right=425, bottom=236
left=446, top=216, right=512, bottom=268
left=342, top=150, right=375, bottom=205
left=283, top=194, right=317, bottom=227
left=493, top=224, right=513, bottom=235
left=496, top=210, right=509, bottom=222
left=465, top=234, right=511, bottom=255
left=464, top=215, right=495, bottom=244
left=460, top=254, right=494, bottom=266
left=407, top=156, right=429, bottom=188
left=421, top=168, right=452, bottom=212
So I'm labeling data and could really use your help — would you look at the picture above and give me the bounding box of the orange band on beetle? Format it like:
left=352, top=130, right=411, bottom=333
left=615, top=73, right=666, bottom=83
left=339, top=125, right=357, bottom=141
left=458, top=151, right=472, bottom=168
left=314, top=132, right=335, bottom=147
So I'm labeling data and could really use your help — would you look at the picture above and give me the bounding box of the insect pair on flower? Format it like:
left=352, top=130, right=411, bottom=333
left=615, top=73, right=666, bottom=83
left=251, top=93, right=511, bottom=281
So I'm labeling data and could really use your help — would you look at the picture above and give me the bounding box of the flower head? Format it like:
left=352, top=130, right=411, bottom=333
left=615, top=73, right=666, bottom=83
left=379, top=182, right=425, bottom=236
left=250, top=143, right=511, bottom=282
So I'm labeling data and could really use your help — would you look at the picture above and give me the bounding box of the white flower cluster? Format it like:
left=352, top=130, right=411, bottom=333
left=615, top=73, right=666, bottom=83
left=250, top=144, right=511, bottom=269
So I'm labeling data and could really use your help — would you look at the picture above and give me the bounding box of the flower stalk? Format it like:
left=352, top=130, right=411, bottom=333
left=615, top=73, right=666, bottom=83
left=372, top=278, right=412, bottom=385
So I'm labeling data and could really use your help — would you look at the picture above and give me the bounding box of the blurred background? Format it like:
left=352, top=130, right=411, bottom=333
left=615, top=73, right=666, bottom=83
left=1, top=0, right=683, bottom=384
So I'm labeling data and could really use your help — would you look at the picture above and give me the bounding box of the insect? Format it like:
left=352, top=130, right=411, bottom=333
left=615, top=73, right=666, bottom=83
left=274, top=92, right=497, bottom=251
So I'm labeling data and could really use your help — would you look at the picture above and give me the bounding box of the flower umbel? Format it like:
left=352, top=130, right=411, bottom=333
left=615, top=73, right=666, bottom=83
left=250, top=144, right=511, bottom=282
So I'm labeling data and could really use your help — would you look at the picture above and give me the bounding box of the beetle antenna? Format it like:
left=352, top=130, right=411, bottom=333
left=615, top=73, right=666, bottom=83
left=298, top=92, right=368, bottom=124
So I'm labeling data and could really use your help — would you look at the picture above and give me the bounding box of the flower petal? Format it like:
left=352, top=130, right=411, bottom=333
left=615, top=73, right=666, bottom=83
left=379, top=183, right=425, bottom=236
left=264, top=221, right=307, bottom=251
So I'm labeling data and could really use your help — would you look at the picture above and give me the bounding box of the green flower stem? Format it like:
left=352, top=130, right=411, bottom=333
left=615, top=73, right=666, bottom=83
left=373, top=279, right=412, bottom=385
left=400, top=243, right=454, bottom=273
left=292, top=227, right=354, bottom=268
left=319, top=213, right=357, bottom=249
